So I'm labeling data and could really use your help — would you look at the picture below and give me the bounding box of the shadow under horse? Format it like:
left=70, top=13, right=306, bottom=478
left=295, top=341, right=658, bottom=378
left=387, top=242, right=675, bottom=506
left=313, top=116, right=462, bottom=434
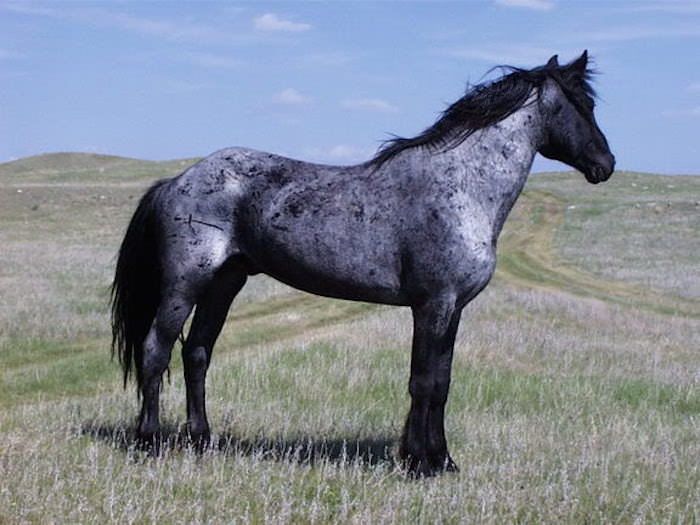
left=111, top=51, right=614, bottom=477
left=82, top=422, right=395, bottom=468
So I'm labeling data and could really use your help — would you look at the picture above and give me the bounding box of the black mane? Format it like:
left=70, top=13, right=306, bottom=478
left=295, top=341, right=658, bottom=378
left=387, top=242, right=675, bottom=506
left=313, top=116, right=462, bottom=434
left=371, top=58, right=596, bottom=167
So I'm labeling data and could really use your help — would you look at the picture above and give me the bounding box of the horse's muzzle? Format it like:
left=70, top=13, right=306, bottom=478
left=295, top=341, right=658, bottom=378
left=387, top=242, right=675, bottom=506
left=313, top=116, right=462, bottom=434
left=585, top=153, right=615, bottom=184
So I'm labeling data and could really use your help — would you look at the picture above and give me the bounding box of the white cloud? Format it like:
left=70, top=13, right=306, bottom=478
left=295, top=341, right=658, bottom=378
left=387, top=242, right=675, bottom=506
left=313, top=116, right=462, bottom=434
left=494, top=0, right=555, bottom=11
left=91, top=10, right=250, bottom=44
left=446, top=44, right=561, bottom=66
left=0, top=70, right=28, bottom=81
left=254, top=13, right=311, bottom=32
left=161, top=79, right=213, bottom=94
left=0, top=49, right=22, bottom=60
left=661, top=106, right=700, bottom=118
left=619, top=1, right=700, bottom=14
left=183, top=52, right=242, bottom=69
left=689, top=83, right=700, bottom=93
left=1, top=3, right=241, bottom=44
left=1, top=3, right=57, bottom=17
left=342, top=98, right=398, bottom=113
left=327, top=145, right=365, bottom=159
left=304, top=144, right=376, bottom=164
left=581, top=24, right=700, bottom=43
left=222, top=6, right=248, bottom=17
left=299, top=51, right=356, bottom=67
left=273, top=88, right=312, bottom=105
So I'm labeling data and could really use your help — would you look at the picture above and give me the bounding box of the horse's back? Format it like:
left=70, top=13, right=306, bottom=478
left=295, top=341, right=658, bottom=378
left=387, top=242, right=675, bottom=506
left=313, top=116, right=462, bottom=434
left=222, top=150, right=408, bottom=303
left=151, top=148, right=405, bottom=303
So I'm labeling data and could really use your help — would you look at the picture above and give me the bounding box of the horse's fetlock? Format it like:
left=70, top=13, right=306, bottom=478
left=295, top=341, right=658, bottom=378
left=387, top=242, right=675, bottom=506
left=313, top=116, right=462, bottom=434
left=429, top=375, right=450, bottom=402
left=408, top=376, right=434, bottom=398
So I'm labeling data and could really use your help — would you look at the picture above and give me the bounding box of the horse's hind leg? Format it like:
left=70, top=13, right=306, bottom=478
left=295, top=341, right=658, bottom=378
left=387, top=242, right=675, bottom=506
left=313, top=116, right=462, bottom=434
left=182, top=264, right=247, bottom=446
left=138, top=290, right=196, bottom=446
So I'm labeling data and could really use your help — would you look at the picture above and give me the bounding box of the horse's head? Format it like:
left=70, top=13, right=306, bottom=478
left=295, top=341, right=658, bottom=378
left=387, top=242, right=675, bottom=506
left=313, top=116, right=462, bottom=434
left=538, top=51, right=615, bottom=184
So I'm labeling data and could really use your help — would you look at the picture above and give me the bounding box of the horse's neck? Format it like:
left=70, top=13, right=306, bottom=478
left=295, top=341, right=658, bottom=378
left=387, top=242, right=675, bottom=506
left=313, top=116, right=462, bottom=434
left=442, top=102, right=543, bottom=238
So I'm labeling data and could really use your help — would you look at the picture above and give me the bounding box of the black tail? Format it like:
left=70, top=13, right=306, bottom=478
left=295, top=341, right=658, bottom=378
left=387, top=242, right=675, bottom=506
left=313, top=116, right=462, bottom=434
left=111, top=179, right=169, bottom=390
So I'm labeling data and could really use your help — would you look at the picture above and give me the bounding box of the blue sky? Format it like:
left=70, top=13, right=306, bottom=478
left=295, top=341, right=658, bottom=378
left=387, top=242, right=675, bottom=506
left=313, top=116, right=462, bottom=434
left=1, top=0, right=699, bottom=174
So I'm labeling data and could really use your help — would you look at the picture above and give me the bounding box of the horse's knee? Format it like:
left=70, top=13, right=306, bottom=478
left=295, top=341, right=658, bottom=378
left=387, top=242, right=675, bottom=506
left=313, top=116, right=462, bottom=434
left=142, top=295, right=195, bottom=375
left=184, top=345, right=208, bottom=366
left=142, top=340, right=170, bottom=378
left=140, top=326, right=178, bottom=385
left=183, top=345, right=209, bottom=381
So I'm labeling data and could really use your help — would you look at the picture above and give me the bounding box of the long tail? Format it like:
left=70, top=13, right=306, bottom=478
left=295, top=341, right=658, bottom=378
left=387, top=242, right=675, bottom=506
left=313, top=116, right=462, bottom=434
left=111, top=179, right=169, bottom=389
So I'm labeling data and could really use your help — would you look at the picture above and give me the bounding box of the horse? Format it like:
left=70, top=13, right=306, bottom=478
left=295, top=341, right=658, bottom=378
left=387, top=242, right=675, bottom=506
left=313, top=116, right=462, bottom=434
left=111, top=51, right=615, bottom=477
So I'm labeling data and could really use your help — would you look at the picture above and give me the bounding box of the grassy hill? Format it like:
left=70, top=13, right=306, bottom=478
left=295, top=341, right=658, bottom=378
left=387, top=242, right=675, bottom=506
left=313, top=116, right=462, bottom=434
left=0, top=152, right=200, bottom=184
left=0, top=154, right=698, bottom=523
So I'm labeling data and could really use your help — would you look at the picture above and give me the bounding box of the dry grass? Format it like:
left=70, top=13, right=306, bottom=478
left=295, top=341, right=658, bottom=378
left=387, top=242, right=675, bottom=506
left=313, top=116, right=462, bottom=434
left=0, top=155, right=698, bottom=523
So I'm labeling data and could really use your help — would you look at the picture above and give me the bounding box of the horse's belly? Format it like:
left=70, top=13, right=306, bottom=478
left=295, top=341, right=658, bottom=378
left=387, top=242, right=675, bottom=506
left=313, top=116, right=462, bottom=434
left=244, top=224, right=406, bottom=305
left=264, top=266, right=407, bottom=305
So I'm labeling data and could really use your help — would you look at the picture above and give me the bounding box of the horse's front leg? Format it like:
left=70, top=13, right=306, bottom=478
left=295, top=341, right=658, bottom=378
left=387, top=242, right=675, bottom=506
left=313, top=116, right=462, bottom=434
left=400, top=295, right=461, bottom=477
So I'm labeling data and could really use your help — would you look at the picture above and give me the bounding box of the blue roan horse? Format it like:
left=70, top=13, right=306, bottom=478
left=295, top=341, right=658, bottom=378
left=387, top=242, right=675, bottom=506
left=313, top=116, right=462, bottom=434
left=112, top=52, right=614, bottom=477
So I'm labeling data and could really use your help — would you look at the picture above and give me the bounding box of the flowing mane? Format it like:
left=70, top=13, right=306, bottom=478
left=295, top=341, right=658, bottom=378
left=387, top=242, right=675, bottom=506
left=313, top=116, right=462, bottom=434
left=371, top=59, right=596, bottom=167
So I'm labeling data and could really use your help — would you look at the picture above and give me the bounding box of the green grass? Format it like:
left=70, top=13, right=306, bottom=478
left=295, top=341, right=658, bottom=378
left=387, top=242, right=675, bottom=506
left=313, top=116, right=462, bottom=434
left=0, top=153, right=698, bottom=523
left=0, top=152, right=200, bottom=184
left=536, top=171, right=700, bottom=299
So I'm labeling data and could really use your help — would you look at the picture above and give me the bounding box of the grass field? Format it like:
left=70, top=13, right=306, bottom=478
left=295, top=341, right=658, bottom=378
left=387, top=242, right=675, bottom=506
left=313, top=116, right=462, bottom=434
left=1, top=153, right=698, bottom=523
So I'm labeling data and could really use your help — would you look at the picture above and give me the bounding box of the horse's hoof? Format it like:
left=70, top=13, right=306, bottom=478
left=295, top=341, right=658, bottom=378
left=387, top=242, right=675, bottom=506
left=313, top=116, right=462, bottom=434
left=402, top=455, right=440, bottom=479
left=443, top=456, right=460, bottom=473
left=401, top=452, right=460, bottom=478
left=185, top=429, right=211, bottom=452
left=135, top=431, right=163, bottom=455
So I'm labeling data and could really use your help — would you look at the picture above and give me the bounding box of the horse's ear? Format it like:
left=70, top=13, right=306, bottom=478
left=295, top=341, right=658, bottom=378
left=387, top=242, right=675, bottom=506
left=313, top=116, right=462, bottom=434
left=547, top=55, right=559, bottom=69
left=570, top=50, right=588, bottom=74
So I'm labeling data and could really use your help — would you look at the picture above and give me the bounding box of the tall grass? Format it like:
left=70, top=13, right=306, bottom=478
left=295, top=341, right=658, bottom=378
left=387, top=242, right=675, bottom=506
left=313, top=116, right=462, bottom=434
left=0, top=156, right=698, bottom=523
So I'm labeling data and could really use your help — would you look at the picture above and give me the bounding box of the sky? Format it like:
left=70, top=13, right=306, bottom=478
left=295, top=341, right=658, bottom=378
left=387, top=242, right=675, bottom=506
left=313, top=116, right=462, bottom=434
left=1, top=0, right=699, bottom=174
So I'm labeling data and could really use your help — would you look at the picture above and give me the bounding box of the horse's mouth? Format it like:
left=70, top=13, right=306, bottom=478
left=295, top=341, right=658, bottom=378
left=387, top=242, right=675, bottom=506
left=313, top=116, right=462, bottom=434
left=584, top=164, right=614, bottom=184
